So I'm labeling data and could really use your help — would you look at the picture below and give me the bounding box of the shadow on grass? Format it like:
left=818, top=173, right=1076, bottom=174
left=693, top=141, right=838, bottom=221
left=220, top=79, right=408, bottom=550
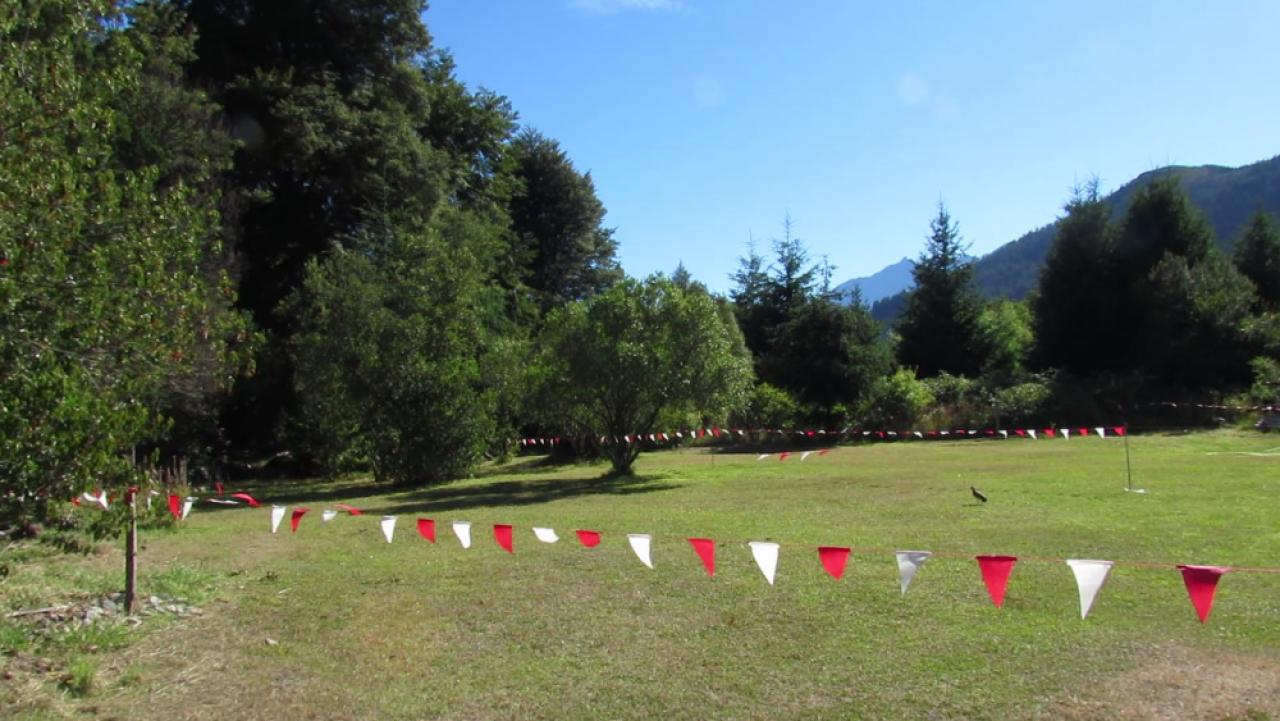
left=362, top=472, right=680, bottom=516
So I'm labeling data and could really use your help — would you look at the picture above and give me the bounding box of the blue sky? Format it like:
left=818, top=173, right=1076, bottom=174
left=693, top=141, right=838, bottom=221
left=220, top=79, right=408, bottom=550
left=427, top=1, right=1280, bottom=293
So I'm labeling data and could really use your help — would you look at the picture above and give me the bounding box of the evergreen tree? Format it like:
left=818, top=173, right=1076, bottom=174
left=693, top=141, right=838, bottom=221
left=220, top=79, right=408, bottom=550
left=1031, top=182, right=1122, bottom=375
left=1234, top=210, right=1280, bottom=309
left=896, top=204, right=987, bottom=377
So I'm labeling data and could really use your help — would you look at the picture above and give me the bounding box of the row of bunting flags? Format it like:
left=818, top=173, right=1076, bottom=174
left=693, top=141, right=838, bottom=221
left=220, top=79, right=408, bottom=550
left=519, top=426, right=1128, bottom=449
left=264, top=505, right=1242, bottom=624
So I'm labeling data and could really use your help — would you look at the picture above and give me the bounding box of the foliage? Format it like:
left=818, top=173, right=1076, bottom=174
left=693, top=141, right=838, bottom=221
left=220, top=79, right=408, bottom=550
left=1031, top=183, right=1121, bottom=376
left=1247, top=356, right=1280, bottom=404
left=861, top=369, right=933, bottom=429
left=895, top=203, right=988, bottom=377
left=530, top=277, right=753, bottom=473
left=978, top=299, right=1033, bottom=382
left=731, top=383, right=801, bottom=430
left=0, top=0, right=247, bottom=527
left=991, top=379, right=1053, bottom=427
left=508, top=130, right=622, bottom=313
left=1234, top=210, right=1280, bottom=309
left=288, top=211, right=504, bottom=485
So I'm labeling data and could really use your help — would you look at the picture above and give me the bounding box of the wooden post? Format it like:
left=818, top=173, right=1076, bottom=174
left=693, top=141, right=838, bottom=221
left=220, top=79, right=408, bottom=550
left=124, top=488, right=137, bottom=615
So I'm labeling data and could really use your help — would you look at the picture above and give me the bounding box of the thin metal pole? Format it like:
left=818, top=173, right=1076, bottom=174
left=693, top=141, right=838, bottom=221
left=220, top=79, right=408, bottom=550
left=124, top=488, right=137, bottom=615
left=1123, top=425, right=1133, bottom=492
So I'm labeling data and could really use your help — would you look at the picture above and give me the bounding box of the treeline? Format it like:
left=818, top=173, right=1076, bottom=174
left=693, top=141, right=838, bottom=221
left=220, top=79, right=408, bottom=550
left=4, top=2, right=1280, bottom=528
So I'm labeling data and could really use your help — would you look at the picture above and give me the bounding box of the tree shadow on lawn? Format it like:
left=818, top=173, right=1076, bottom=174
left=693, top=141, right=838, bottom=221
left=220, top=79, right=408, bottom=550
left=362, top=472, right=681, bottom=516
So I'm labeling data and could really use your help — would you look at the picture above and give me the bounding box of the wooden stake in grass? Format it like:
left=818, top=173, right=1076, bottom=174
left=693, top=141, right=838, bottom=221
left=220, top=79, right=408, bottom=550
left=125, top=487, right=137, bottom=615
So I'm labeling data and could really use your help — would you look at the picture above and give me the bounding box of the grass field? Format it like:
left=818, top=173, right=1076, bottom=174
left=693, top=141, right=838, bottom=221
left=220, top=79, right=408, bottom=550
left=3, top=430, right=1280, bottom=720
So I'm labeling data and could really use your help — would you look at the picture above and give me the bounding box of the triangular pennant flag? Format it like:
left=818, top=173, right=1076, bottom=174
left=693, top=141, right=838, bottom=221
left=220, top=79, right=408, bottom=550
left=1095, top=427, right=1105, bottom=438
left=380, top=516, right=396, bottom=543
left=214, top=481, right=224, bottom=497
left=576, top=530, right=602, bottom=548
left=1066, top=559, right=1113, bottom=619
left=335, top=503, right=363, bottom=516
left=818, top=546, right=850, bottom=580
left=270, top=505, right=286, bottom=534
left=1015, top=429, right=1026, bottom=437
left=748, top=541, right=780, bottom=585
left=1062, top=428, right=1071, bottom=440
left=1027, top=429, right=1037, bottom=440
left=494, top=524, right=514, bottom=554
left=417, top=518, right=436, bottom=542
left=532, top=526, right=559, bottom=543
left=998, top=430, right=1009, bottom=439
left=778, top=452, right=790, bottom=461
left=230, top=492, right=260, bottom=507
left=290, top=507, right=309, bottom=533
left=1078, top=427, right=1089, bottom=437
left=1044, top=429, right=1056, bottom=438
left=914, top=431, right=924, bottom=439
left=756, top=453, right=770, bottom=461
left=896, top=551, right=931, bottom=595
left=627, top=533, right=654, bottom=569
left=800, top=451, right=813, bottom=461
left=181, top=497, right=195, bottom=520
left=688, top=538, right=716, bottom=577
left=818, top=448, right=830, bottom=455
left=1113, top=426, right=1126, bottom=437
left=976, top=555, right=1018, bottom=608
left=452, top=521, right=472, bottom=549
left=1177, top=565, right=1230, bottom=623
left=167, top=494, right=182, bottom=520
left=322, top=509, right=338, bottom=522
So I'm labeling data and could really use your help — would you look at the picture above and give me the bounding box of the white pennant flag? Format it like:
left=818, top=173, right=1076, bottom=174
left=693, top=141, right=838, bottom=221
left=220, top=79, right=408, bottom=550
left=895, top=551, right=932, bottom=595
left=452, top=521, right=472, bottom=549
left=147, top=489, right=159, bottom=509
left=800, top=451, right=813, bottom=461
left=748, top=541, right=780, bottom=585
left=270, top=505, right=286, bottom=534
left=756, top=453, right=770, bottom=461
left=181, top=497, right=195, bottom=520
left=1028, top=429, right=1037, bottom=440
left=1062, top=428, right=1070, bottom=440
left=1066, top=559, right=1113, bottom=619
left=914, top=431, right=924, bottom=439
left=321, top=509, right=338, bottom=522
left=1095, top=426, right=1105, bottom=438
left=998, top=430, right=1009, bottom=439
left=627, top=533, right=654, bottom=569
left=532, top=527, right=559, bottom=543
left=380, top=515, right=397, bottom=543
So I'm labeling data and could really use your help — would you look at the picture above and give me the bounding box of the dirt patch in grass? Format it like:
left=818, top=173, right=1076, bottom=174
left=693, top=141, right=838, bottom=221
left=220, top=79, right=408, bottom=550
left=1043, top=644, right=1280, bottom=721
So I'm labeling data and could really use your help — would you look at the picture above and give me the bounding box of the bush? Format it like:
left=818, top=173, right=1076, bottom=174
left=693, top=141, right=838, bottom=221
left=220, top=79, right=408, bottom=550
left=731, top=383, right=801, bottom=430
left=992, top=380, right=1053, bottom=427
left=862, top=369, right=934, bottom=429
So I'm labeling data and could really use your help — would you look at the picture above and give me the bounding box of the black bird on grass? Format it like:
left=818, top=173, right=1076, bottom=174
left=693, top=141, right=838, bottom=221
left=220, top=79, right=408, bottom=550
left=970, top=486, right=988, bottom=504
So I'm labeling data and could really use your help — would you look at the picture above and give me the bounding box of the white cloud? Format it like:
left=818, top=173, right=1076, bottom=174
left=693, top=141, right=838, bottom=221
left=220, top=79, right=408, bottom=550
left=896, top=72, right=929, bottom=107
left=569, top=0, right=683, bottom=14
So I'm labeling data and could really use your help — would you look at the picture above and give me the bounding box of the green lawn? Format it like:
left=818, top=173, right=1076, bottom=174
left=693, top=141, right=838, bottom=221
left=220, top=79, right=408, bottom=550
left=4, top=430, right=1280, bottom=720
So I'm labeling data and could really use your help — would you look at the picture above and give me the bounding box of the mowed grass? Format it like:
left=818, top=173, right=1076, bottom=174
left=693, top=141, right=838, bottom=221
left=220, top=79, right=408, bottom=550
left=5, top=430, right=1280, bottom=720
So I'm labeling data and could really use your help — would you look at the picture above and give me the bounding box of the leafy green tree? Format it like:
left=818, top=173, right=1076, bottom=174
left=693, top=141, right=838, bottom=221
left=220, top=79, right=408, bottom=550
left=288, top=210, right=503, bottom=484
left=1, top=0, right=247, bottom=525
left=1233, top=210, right=1280, bottom=309
left=978, top=299, right=1033, bottom=382
left=896, top=203, right=987, bottom=377
left=530, top=278, right=753, bottom=474
left=1031, top=183, right=1121, bottom=375
left=508, top=130, right=622, bottom=313
left=762, top=299, right=890, bottom=425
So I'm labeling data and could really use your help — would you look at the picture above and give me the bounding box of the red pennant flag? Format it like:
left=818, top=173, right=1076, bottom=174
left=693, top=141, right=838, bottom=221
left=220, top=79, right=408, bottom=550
left=416, top=518, right=436, bottom=543
left=230, top=492, right=260, bottom=507
left=778, top=452, right=790, bottom=461
left=167, top=494, right=182, bottom=520
left=1177, top=565, right=1230, bottom=623
left=818, top=448, right=831, bottom=456
left=575, top=530, right=601, bottom=548
left=1078, top=427, right=1089, bottom=437
left=290, top=507, right=309, bottom=533
left=214, top=481, right=224, bottom=497
left=494, top=524, right=514, bottom=554
left=1044, top=429, right=1056, bottom=438
left=976, top=555, right=1018, bottom=608
left=1113, top=426, right=1126, bottom=437
left=818, top=546, right=851, bottom=580
left=335, top=503, right=364, bottom=516
left=1014, top=429, right=1026, bottom=437
left=688, top=538, right=716, bottom=577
